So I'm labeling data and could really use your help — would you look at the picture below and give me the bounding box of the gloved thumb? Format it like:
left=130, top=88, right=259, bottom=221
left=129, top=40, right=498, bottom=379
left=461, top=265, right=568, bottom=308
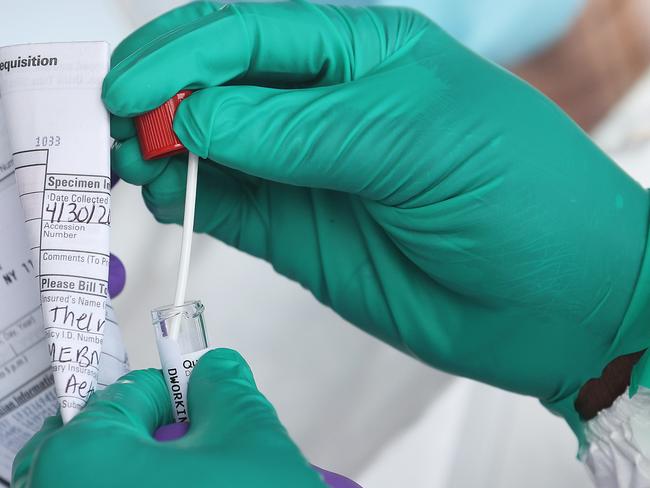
left=186, top=348, right=290, bottom=443
left=71, top=368, right=173, bottom=433
left=173, top=83, right=396, bottom=200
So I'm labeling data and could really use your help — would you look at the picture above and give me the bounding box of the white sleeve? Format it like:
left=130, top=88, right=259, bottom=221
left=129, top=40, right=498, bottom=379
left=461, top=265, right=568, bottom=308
left=582, top=387, right=650, bottom=487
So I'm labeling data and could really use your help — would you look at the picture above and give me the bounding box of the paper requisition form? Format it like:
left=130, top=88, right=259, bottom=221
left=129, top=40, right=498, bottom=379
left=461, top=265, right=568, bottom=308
left=0, top=42, right=129, bottom=485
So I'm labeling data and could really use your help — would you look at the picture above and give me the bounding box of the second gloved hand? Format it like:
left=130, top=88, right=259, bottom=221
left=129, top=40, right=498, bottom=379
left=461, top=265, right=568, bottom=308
left=12, top=349, right=327, bottom=488
left=103, top=1, right=650, bottom=440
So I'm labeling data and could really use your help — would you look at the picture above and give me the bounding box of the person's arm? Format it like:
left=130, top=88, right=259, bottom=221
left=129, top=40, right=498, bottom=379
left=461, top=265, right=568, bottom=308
left=513, top=0, right=650, bottom=129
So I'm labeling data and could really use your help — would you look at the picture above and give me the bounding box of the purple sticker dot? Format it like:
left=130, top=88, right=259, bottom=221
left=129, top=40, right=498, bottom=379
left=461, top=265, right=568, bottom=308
left=108, top=253, right=126, bottom=298
left=110, top=170, right=120, bottom=188
left=312, top=466, right=363, bottom=488
left=154, top=422, right=189, bottom=441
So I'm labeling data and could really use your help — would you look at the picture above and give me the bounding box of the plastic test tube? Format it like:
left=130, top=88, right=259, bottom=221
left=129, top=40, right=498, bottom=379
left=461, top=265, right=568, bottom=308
left=152, top=300, right=210, bottom=428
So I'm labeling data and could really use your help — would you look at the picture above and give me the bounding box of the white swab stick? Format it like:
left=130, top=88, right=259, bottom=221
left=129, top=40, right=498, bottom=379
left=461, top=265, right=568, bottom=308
left=169, top=152, right=199, bottom=340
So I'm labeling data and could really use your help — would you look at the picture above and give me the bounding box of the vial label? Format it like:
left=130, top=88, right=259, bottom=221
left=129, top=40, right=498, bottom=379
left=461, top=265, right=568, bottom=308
left=158, top=338, right=210, bottom=423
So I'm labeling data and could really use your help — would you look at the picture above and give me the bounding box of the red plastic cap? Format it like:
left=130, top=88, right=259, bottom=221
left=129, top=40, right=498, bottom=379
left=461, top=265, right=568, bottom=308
left=135, top=90, right=193, bottom=160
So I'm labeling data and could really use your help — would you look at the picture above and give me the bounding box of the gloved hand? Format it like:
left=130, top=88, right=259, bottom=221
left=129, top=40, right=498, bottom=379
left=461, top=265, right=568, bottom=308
left=12, top=349, right=327, bottom=488
left=102, top=1, right=650, bottom=441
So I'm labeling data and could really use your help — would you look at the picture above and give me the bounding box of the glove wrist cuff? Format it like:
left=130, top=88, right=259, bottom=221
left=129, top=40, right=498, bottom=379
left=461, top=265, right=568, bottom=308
left=545, top=216, right=650, bottom=447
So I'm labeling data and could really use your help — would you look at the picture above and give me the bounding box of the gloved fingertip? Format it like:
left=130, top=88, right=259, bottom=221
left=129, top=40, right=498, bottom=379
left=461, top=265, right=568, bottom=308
left=102, top=72, right=154, bottom=118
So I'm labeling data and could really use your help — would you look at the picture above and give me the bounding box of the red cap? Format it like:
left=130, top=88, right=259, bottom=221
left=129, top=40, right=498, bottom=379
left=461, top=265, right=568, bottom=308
left=135, top=90, right=193, bottom=160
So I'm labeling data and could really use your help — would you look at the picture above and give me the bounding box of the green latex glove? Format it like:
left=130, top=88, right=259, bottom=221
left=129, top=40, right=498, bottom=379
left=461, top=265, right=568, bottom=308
left=103, top=1, right=650, bottom=442
left=12, top=349, right=326, bottom=488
